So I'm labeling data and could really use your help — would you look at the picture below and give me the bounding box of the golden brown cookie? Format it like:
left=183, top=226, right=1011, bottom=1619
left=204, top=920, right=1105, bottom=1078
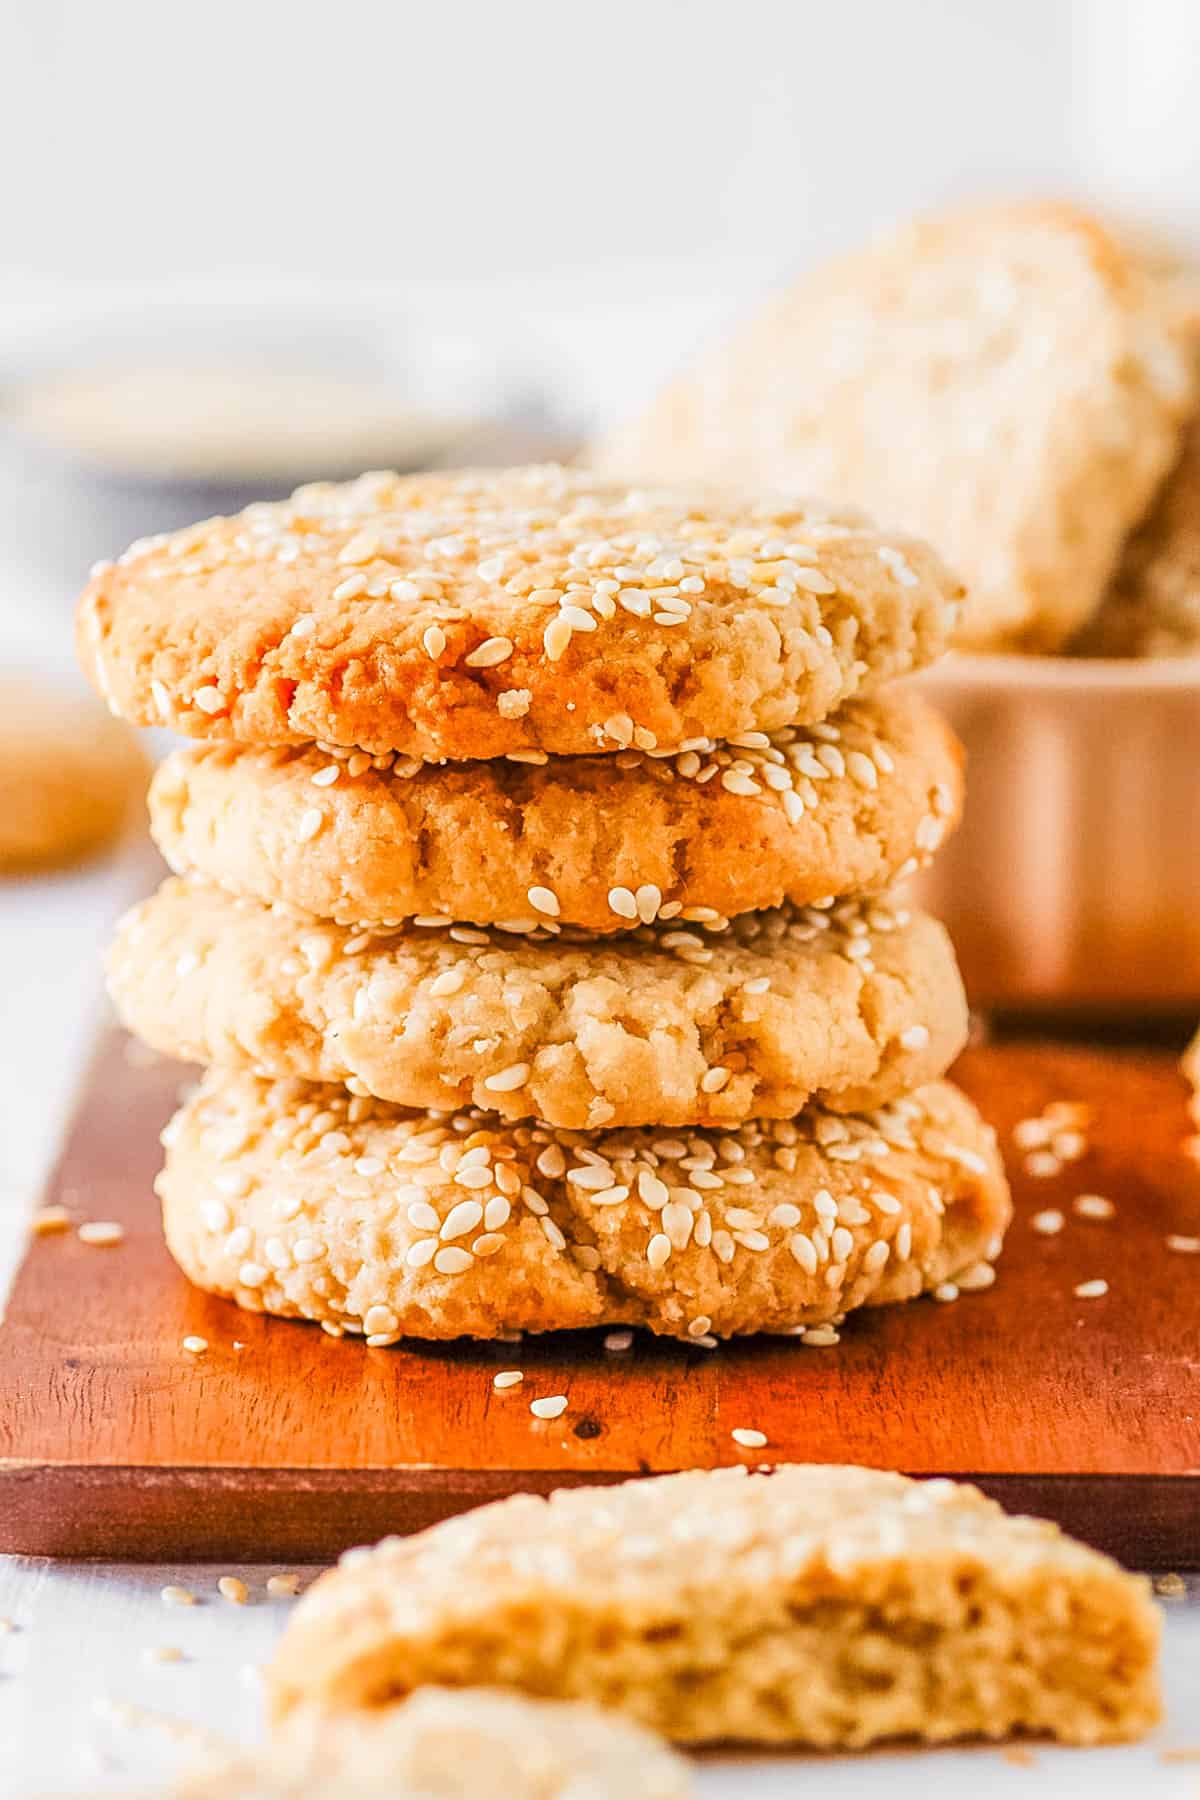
left=594, top=202, right=1195, bottom=651
left=267, top=1465, right=1159, bottom=1749
left=0, top=675, right=146, bottom=872
left=109, top=878, right=967, bottom=1128
left=171, top=1689, right=692, bottom=1800
left=156, top=1073, right=1009, bottom=1342
left=147, top=692, right=962, bottom=932
left=76, top=465, right=961, bottom=758
left=1072, top=409, right=1200, bottom=657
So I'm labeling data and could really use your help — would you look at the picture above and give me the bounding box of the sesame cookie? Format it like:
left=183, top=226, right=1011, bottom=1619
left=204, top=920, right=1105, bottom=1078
left=155, top=1073, right=1009, bottom=1342
left=110, top=878, right=967, bottom=1128
left=0, top=676, right=146, bottom=872
left=594, top=201, right=1194, bottom=650
left=147, top=692, right=962, bottom=933
left=1072, top=409, right=1200, bottom=657
left=267, top=1465, right=1159, bottom=1748
left=172, top=1689, right=692, bottom=1799
left=76, top=465, right=961, bottom=758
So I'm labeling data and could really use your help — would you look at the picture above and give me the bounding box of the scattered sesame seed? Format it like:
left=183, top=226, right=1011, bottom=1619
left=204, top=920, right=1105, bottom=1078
left=1024, top=1151, right=1063, bottom=1179
left=30, top=1206, right=71, bottom=1235
left=78, top=1221, right=123, bottom=1247
left=493, top=1370, right=524, bottom=1390
left=295, top=808, right=324, bottom=844
left=181, top=1336, right=208, bottom=1355
left=1031, top=1209, right=1065, bottom=1235
left=192, top=685, right=225, bottom=715
left=607, top=886, right=638, bottom=920
left=1073, top=1194, right=1115, bottom=1220
left=160, top=1586, right=196, bottom=1607
left=217, top=1576, right=249, bottom=1605
left=1074, top=1279, right=1109, bottom=1299
left=530, top=1395, right=568, bottom=1420
left=143, top=1645, right=184, bottom=1664
left=527, top=885, right=560, bottom=917
left=1154, top=1572, right=1188, bottom=1598
left=731, top=1427, right=767, bottom=1449
left=1166, top=1234, right=1200, bottom=1254
left=604, top=1330, right=634, bottom=1352
left=933, top=1281, right=960, bottom=1303
left=266, top=1574, right=301, bottom=1598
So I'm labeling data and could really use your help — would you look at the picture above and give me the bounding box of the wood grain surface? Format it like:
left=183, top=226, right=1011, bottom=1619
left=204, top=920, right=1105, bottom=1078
left=1, top=1031, right=1197, bottom=1565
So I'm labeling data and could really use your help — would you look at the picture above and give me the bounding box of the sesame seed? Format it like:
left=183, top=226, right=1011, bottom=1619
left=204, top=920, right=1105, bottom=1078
left=527, top=885, right=561, bottom=917
left=363, top=1305, right=399, bottom=1336
left=1024, top=1150, right=1062, bottom=1179
left=1073, top=1194, right=1114, bottom=1220
left=30, top=1206, right=71, bottom=1235
left=933, top=1282, right=959, bottom=1303
left=310, top=764, right=340, bottom=787
left=422, top=625, right=447, bottom=659
left=801, top=1326, right=841, bottom=1347
left=161, top=1586, right=195, bottom=1607
left=1074, top=1279, right=1109, bottom=1299
left=1031, top=1209, right=1064, bottom=1235
left=607, top=887, right=638, bottom=919
left=493, top=1370, right=524, bottom=1390
left=295, top=808, right=324, bottom=843
left=1166, top=1234, right=1200, bottom=1254
left=434, top=1246, right=474, bottom=1276
left=143, top=1645, right=184, bottom=1664
left=217, top=1576, right=249, bottom=1605
left=604, top=1329, right=634, bottom=1352
left=238, top=1262, right=268, bottom=1288
left=530, top=1395, right=568, bottom=1420
left=483, top=1062, right=531, bottom=1095
left=78, top=1221, right=123, bottom=1247
left=646, top=1233, right=671, bottom=1269
left=266, top=1574, right=301, bottom=1598
left=181, top=1336, right=208, bottom=1355
left=440, top=1200, right=484, bottom=1240
left=700, top=1066, right=731, bottom=1094
left=731, top=1427, right=767, bottom=1449
left=192, top=685, right=225, bottom=715
left=465, top=636, right=514, bottom=668
left=899, top=1025, right=930, bottom=1051
left=543, top=615, right=573, bottom=660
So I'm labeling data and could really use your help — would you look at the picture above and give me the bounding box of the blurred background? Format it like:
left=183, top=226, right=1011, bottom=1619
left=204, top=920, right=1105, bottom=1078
left=0, top=0, right=1197, bottom=1058
left=3, top=0, right=1198, bottom=672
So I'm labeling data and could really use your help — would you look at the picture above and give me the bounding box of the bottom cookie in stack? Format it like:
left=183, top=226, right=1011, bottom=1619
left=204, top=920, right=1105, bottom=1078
left=156, top=1072, right=1009, bottom=1343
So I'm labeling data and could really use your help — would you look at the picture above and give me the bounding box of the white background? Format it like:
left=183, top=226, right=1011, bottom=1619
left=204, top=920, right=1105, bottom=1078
left=1, top=1, right=1199, bottom=1792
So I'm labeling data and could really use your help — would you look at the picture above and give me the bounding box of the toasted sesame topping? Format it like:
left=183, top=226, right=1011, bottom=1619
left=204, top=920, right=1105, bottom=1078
left=217, top=1576, right=249, bottom=1605
left=1031, top=1209, right=1065, bottom=1235
left=1166, top=1234, right=1200, bottom=1254
left=161, top=1585, right=196, bottom=1607
left=266, top=1573, right=301, bottom=1598
left=493, top=1370, right=524, bottom=1390
left=181, top=1335, right=208, bottom=1355
left=1073, top=1279, right=1109, bottom=1299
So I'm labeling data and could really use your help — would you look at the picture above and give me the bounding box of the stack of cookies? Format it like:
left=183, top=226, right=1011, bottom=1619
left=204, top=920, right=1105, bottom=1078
left=83, top=465, right=1010, bottom=1345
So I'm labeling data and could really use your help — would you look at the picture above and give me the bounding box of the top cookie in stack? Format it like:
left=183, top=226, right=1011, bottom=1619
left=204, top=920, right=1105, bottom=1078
left=87, top=466, right=1010, bottom=1344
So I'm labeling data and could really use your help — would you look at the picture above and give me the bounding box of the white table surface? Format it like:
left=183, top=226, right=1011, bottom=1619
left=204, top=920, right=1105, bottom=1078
left=1, top=851, right=1198, bottom=1795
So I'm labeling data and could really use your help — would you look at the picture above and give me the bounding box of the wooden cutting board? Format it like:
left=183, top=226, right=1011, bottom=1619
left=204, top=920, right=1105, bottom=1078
left=1, top=1032, right=1197, bottom=1566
